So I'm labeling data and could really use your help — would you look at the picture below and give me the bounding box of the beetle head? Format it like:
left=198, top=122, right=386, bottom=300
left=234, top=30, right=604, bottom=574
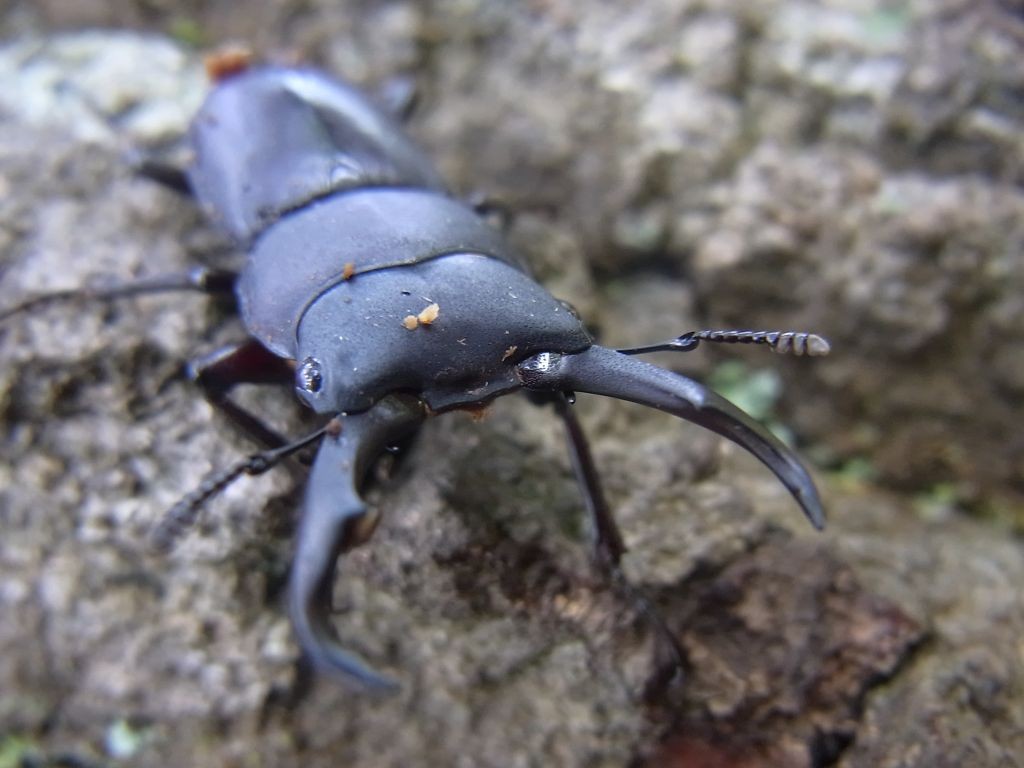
left=293, top=253, right=591, bottom=414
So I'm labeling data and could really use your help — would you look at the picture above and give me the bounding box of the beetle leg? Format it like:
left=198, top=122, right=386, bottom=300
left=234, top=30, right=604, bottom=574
left=43, top=76, right=195, bottom=198
left=188, top=339, right=296, bottom=449
left=148, top=341, right=304, bottom=548
left=517, top=345, right=826, bottom=530
left=374, top=74, right=420, bottom=122
left=548, top=394, right=626, bottom=567
left=466, top=191, right=512, bottom=231
left=547, top=394, right=687, bottom=685
left=289, top=395, right=424, bottom=691
left=131, top=155, right=194, bottom=197
left=0, top=266, right=237, bottom=323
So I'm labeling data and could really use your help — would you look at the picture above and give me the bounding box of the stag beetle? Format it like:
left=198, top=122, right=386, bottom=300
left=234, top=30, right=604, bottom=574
left=2, top=54, right=829, bottom=692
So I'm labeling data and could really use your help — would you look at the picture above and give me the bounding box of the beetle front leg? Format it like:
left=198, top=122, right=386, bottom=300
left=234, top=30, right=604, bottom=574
left=550, top=394, right=626, bottom=568
left=131, top=155, right=193, bottom=197
left=149, top=341, right=308, bottom=548
left=536, top=393, right=688, bottom=690
left=188, top=339, right=296, bottom=449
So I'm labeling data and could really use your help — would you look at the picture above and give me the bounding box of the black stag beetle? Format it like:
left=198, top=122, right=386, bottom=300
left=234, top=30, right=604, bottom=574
left=2, top=54, right=830, bottom=692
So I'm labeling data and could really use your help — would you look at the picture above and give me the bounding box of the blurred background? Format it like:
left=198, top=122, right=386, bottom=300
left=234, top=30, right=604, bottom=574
left=0, top=1, right=1021, bottom=767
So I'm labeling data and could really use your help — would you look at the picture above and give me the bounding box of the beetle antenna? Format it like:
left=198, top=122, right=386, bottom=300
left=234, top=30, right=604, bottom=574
left=618, top=329, right=831, bottom=357
left=517, top=346, right=826, bottom=530
left=0, top=268, right=238, bottom=324
left=150, top=424, right=329, bottom=552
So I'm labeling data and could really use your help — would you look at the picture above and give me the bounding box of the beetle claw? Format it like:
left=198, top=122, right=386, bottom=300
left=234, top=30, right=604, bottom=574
left=517, top=345, right=826, bottom=529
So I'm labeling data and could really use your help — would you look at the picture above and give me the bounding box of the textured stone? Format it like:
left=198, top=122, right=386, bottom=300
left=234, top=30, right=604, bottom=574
left=1, top=6, right=1022, bottom=766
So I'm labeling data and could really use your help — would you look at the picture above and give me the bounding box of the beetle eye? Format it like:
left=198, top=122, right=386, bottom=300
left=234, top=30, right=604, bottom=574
left=297, top=357, right=324, bottom=393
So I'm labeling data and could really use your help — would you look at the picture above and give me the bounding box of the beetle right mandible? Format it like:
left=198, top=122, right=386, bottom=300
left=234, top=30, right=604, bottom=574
left=2, top=52, right=830, bottom=692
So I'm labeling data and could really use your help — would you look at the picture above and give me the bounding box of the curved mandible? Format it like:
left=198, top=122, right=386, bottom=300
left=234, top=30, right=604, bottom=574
left=516, top=345, right=826, bottom=530
left=288, top=395, right=425, bottom=692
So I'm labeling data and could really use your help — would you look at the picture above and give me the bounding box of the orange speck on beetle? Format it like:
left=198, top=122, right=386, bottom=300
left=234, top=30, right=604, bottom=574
left=418, top=303, right=440, bottom=325
left=205, top=45, right=254, bottom=82
left=342, top=262, right=356, bottom=280
left=402, top=315, right=419, bottom=330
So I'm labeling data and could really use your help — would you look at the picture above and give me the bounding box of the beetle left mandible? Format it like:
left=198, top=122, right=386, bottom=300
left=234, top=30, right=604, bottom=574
left=1, top=50, right=830, bottom=693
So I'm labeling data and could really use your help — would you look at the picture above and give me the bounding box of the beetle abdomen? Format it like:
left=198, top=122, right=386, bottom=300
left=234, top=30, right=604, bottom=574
left=238, top=188, right=518, bottom=358
left=188, top=67, right=446, bottom=245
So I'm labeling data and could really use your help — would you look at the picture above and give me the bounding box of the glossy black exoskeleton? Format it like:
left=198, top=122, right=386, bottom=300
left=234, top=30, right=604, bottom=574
left=2, top=60, right=830, bottom=692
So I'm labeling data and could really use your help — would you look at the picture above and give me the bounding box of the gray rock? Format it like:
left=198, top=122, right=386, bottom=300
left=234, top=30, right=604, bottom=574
left=0, top=9, right=1021, bottom=767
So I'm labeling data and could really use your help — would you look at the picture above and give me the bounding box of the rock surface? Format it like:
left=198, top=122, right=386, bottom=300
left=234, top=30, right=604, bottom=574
left=0, top=5, right=1021, bottom=767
